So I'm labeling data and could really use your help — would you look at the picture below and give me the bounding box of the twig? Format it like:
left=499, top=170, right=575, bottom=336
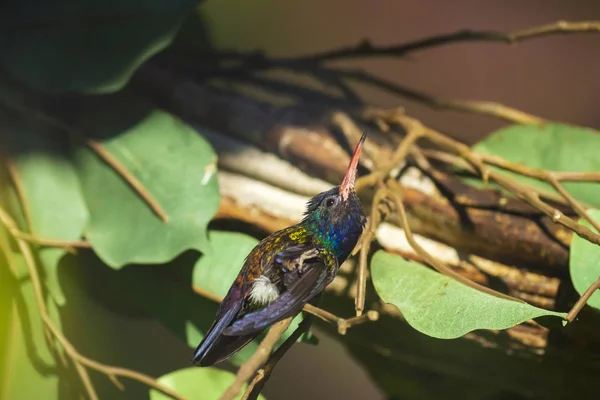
left=386, top=180, right=523, bottom=303
left=0, top=205, right=187, bottom=400
left=0, top=96, right=170, bottom=223
left=547, top=176, right=600, bottom=234
left=489, top=172, right=600, bottom=246
left=338, top=311, right=380, bottom=335
left=302, top=303, right=340, bottom=325
left=12, top=231, right=90, bottom=253
left=220, top=318, right=293, bottom=400
left=479, top=153, right=600, bottom=183
left=355, top=186, right=388, bottom=316
left=339, top=69, right=546, bottom=124
left=5, top=158, right=34, bottom=230
left=387, top=118, right=600, bottom=247
left=302, top=303, right=379, bottom=335
left=85, top=140, right=169, bottom=223
left=0, top=227, right=20, bottom=278
left=241, top=316, right=313, bottom=400
left=191, top=285, right=224, bottom=303
left=205, top=21, right=600, bottom=72
left=193, top=286, right=375, bottom=335
left=355, top=118, right=425, bottom=192
left=420, top=148, right=586, bottom=209
left=330, top=111, right=378, bottom=170
left=566, top=275, right=600, bottom=322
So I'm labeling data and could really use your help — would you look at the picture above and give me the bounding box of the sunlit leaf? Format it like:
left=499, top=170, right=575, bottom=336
left=0, top=0, right=198, bottom=93
left=472, top=123, right=600, bottom=208
left=149, top=367, right=266, bottom=400
left=74, top=94, right=219, bottom=268
left=371, top=251, right=564, bottom=339
left=569, top=209, right=600, bottom=311
left=193, top=231, right=260, bottom=298
left=1, top=110, right=88, bottom=305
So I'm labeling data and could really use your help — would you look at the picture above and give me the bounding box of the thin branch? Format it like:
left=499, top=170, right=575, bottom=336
left=480, top=153, right=600, bottom=183
left=377, top=114, right=600, bottom=247
left=207, top=21, right=600, bottom=72
left=220, top=317, right=293, bottom=400
left=386, top=180, right=523, bottom=303
left=0, top=96, right=170, bottom=223
left=191, top=285, right=224, bottom=304
left=338, top=311, right=379, bottom=335
left=5, top=158, right=34, bottom=230
left=355, top=118, right=425, bottom=192
left=302, top=303, right=340, bottom=325
left=302, top=303, right=379, bottom=335
left=489, top=172, right=600, bottom=246
left=419, top=148, right=586, bottom=209
left=0, top=205, right=187, bottom=400
left=566, top=275, right=600, bottom=322
left=85, top=140, right=169, bottom=223
left=241, top=316, right=313, bottom=400
left=339, top=69, right=547, bottom=124
left=355, top=186, right=388, bottom=316
left=547, top=176, right=600, bottom=234
left=12, top=231, right=90, bottom=253
left=193, top=286, right=375, bottom=335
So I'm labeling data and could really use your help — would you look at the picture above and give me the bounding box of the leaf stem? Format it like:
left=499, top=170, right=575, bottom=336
left=566, top=275, right=600, bottom=322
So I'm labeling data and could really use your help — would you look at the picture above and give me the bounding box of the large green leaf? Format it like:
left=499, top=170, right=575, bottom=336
left=1, top=110, right=88, bottom=305
left=0, top=0, right=197, bottom=93
left=149, top=367, right=266, bottom=400
left=74, top=94, right=219, bottom=268
left=472, top=123, right=600, bottom=208
left=569, top=209, right=600, bottom=311
left=371, top=251, right=564, bottom=339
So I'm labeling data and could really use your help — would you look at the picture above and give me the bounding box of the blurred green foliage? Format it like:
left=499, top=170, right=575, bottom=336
left=1, top=2, right=600, bottom=400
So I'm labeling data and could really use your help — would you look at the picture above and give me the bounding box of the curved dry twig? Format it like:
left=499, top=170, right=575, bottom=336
left=201, top=21, right=600, bottom=73
left=241, top=316, right=314, bottom=400
left=0, top=205, right=187, bottom=400
left=220, top=318, right=293, bottom=400
left=385, top=179, right=523, bottom=303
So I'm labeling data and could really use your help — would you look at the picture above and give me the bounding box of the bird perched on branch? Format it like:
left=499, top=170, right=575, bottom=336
left=192, top=133, right=367, bottom=366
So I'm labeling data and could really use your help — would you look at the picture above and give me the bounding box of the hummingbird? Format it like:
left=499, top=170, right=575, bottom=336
left=192, top=133, right=367, bottom=366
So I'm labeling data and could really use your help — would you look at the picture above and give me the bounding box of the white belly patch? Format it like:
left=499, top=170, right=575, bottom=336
left=249, top=275, right=280, bottom=305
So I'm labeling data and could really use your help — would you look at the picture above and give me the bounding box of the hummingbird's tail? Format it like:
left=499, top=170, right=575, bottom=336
left=192, top=308, right=260, bottom=366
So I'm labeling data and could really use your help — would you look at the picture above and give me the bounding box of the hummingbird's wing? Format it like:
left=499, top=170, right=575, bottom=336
left=222, top=247, right=336, bottom=336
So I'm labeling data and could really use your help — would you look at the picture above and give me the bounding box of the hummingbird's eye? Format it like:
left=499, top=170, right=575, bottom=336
left=325, top=197, right=335, bottom=207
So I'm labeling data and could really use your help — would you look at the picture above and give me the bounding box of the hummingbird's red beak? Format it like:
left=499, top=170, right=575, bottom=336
left=339, top=133, right=366, bottom=200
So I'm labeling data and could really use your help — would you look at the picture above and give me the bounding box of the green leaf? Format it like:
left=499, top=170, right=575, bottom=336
left=0, top=0, right=198, bottom=93
left=74, top=94, right=219, bottom=268
left=472, top=123, right=600, bottom=208
left=2, top=110, right=88, bottom=305
left=371, top=251, right=564, bottom=339
left=569, top=209, right=600, bottom=311
left=149, top=367, right=266, bottom=400
left=193, top=231, right=260, bottom=298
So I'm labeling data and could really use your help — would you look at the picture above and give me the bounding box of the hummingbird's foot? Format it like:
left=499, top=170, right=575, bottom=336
left=295, top=249, right=320, bottom=274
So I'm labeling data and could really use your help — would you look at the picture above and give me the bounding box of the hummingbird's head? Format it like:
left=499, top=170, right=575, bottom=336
left=303, top=133, right=367, bottom=259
